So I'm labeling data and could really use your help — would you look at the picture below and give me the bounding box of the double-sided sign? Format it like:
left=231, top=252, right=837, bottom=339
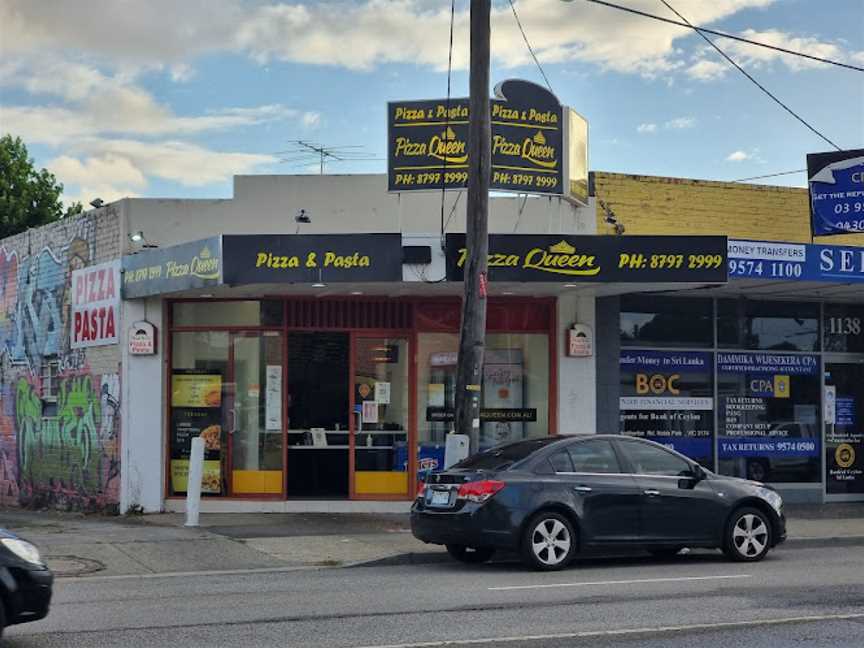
left=388, top=79, right=565, bottom=195
left=807, top=148, right=864, bottom=236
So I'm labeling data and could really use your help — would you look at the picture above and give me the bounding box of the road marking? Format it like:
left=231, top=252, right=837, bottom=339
left=487, top=573, right=751, bottom=591
left=351, top=612, right=864, bottom=648
left=55, top=564, right=329, bottom=583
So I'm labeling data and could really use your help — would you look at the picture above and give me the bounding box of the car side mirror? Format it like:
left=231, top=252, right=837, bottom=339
left=690, top=464, right=706, bottom=481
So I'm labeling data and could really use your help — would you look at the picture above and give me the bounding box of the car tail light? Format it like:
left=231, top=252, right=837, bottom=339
left=457, top=480, right=505, bottom=503
left=416, top=481, right=427, bottom=499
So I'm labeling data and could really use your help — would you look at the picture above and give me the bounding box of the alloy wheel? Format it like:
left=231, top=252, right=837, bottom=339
left=531, top=518, right=572, bottom=566
left=732, top=513, right=769, bottom=558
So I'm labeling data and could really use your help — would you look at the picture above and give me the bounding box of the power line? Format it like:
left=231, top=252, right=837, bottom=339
left=583, top=0, right=864, bottom=73
left=657, top=0, right=842, bottom=151
left=731, top=169, right=807, bottom=183
left=508, top=0, right=554, bottom=92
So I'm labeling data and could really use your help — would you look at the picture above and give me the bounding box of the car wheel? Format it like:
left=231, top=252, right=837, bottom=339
left=649, top=547, right=685, bottom=559
left=522, top=512, right=576, bottom=571
left=445, top=544, right=495, bottom=564
left=723, top=507, right=772, bottom=562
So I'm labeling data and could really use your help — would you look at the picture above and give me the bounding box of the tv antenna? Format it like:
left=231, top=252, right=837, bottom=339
left=276, top=140, right=379, bottom=174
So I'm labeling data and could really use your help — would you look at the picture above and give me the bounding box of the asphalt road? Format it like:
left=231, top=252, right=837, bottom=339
left=4, top=543, right=863, bottom=648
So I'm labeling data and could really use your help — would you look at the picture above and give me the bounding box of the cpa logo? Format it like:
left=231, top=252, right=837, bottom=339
left=636, top=374, right=680, bottom=395
left=835, top=443, right=855, bottom=469
left=750, top=375, right=790, bottom=399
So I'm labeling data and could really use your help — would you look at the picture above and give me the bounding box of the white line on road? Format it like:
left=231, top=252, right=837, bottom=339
left=487, top=573, right=751, bottom=591
left=351, top=612, right=864, bottom=648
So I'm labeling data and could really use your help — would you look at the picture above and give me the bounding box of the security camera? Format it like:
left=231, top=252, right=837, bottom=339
left=295, top=209, right=311, bottom=224
left=90, top=198, right=104, bottom=208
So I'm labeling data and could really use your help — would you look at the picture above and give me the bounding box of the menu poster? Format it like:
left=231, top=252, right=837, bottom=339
left=170, top=459, right=222, bottom=494
left=170, top=408, right=223, bottom=460
left=172, top=371, right=222, bottom=408
left=266, top=365, right=282, bottom=431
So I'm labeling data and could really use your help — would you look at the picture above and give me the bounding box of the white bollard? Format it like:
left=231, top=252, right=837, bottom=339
left=185, top=436, right=204, bottom=527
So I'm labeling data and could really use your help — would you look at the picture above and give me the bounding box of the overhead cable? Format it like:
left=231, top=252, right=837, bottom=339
left=508, top=0, right=554, bottom=92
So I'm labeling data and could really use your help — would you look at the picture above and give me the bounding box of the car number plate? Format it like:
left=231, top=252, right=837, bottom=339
left=429, top=490, right=451, bottom=507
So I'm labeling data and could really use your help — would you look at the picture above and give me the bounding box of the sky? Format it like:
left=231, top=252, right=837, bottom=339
left=1, top=0, right=863, bottom=207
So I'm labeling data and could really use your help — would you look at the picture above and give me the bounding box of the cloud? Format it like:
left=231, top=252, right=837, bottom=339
left=665, top=117, right=696, bottom=129
left=2, top=0, right=780, bottom=78
left=726, top=150, right=751, bottom=161
left=637, top=123, right=658, bottom=134
left=688, top=28, right=864, bottom=79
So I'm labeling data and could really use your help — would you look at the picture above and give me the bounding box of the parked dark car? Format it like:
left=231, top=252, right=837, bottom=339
left=0, top=528, right=53, bottom=640
left=411, top=435, right=786, bottom=571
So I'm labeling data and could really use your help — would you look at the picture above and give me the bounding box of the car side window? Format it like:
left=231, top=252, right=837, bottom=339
left=549, top=451, right=574, bottom=473
left=566, top=440, right=622, bottom=474
left=620, top=441, right=692, bottom=477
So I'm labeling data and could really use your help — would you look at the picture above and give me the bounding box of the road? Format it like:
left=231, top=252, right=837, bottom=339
left=4, top=543, right=863, bottom=648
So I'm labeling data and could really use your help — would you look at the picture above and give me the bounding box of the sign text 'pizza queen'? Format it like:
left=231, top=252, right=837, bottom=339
left=71, top=260, right=121, bottom=349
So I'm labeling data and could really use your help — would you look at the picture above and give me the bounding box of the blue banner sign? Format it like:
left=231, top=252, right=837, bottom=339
left=642, top=436, right=713, bottom=459
left=620, top=350, right=712, bottom=373
left=718, top=436, right=819, bottom=459
left=807, top=149, right=864, bottom=236
left=728, top=239, right=864, bottom=284
left=717, top=352, right=819, bottom=376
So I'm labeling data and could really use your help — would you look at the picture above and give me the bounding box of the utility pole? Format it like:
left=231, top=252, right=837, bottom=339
left=454, top=0, right=491, bottom=453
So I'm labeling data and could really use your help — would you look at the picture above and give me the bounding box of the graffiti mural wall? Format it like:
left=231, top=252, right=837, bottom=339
left=0, top=211, right=122, bottom=512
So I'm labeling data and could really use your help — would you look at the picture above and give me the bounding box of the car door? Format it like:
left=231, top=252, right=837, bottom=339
left=549, top=439, right=642, bottom=544
left=614, top=438, right=725, bottom=543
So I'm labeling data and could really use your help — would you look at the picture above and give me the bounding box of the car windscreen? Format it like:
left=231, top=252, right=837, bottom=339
left=454, top=439, right=557, bottom=471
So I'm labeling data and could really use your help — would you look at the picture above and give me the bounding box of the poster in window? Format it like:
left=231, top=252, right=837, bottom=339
left=481, top=350, right=524, bottom=450
left=171, top=371, right=222, bottom=408
left=619, top=350, right=714, bottom=463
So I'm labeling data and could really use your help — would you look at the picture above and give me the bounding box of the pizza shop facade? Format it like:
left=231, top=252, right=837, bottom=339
left=122, top=231, right=730, bottom=509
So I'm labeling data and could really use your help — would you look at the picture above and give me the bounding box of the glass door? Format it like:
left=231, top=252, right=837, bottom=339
left=353, top=336, right=410, bottom=497
left=824, top=360, right=864, bottom=499
left=228, top=332, right=284, bottom=496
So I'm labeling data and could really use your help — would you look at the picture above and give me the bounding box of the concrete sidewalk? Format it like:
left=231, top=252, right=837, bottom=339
left=1, top=503, right=861, bottom=578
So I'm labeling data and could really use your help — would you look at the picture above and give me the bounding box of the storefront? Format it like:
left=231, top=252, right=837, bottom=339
left=160, top=296, right=556, bottom=501
left=119, top=228, right=729, bottom=508
left=610, top=238, right=864, bottom=503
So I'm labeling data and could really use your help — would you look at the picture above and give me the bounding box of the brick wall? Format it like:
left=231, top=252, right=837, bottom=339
left=0, top=207, right=123, bottom=512
left=593, top=172, right=864, bottom=247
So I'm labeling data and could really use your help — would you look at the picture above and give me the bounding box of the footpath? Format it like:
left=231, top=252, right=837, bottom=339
left=0, top=503, right=862, bottom=578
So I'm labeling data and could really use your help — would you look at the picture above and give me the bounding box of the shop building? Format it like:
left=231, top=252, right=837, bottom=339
left=1, top=172, right=862, bottom=514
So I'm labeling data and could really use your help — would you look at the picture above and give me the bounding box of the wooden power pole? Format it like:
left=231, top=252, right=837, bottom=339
left=455, top=0, right=491, bottom=453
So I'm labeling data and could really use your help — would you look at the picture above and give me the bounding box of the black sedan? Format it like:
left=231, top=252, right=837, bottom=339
left=1, top=528, right=53, bottom=640
left=411, top=435, right=786, bottom=571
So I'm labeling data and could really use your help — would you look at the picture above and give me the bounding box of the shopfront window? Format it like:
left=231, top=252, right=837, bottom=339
left=824, top=304, right=864, bottom=353
left=717, top=352, right=821, bottom=483
left=173, top=300, right=283, bottom=327
left=718, top=299, right=820, bottom=352
left=619, top=350, right=714, bottom=468
left=620, top=296, right=713, bottom=348
left=416, top=332, right=550, bottom=475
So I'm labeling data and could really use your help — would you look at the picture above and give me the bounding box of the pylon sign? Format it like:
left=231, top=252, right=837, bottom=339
left=388, top=79, right=566, bottom=196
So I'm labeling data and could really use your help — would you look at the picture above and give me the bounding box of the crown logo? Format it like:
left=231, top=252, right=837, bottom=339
left=441, top=126, right=458, bottom=141
left=549, top=240, right=575, bottom=254
left=199, top=246, right=211, bottom=259
left=533, top=131, right=547, bottom=145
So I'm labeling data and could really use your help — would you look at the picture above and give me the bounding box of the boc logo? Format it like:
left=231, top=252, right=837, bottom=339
left=750, top=375, right=791, bottom=399
left=636, top=374, right=680, bottom=395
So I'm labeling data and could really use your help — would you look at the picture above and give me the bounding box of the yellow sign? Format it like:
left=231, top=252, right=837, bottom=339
left=456, top=240, right=601, bottom=277
left=773, top=375, right=791, bottom=399
left=171, top=459, right=222, bottom=493
left=836, top=443, right=856, bottom=469
left=172, top=373, right=222, bottom=408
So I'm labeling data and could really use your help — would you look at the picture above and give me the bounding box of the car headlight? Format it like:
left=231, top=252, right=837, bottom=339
left=1, top=538, right=43, bottom=566
left=757, top=488, right=783, bottom=515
